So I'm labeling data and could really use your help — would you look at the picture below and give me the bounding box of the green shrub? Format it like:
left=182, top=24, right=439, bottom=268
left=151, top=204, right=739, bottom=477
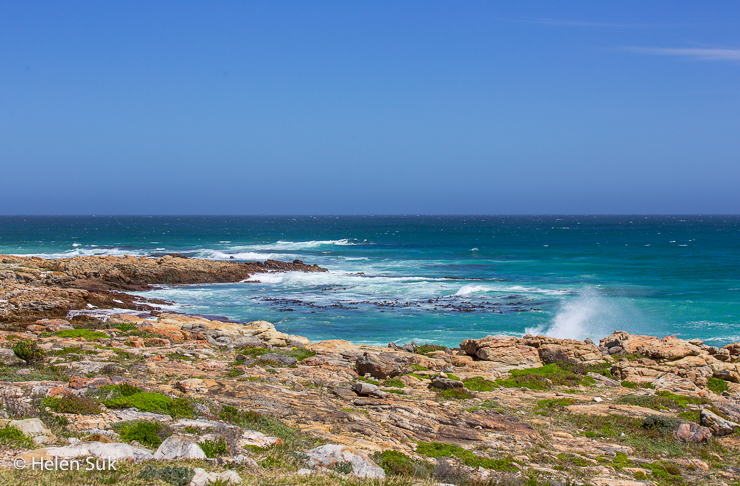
left=381, top=378, right=405, bottom=388
left=104, top=391, right=193, bottom=418
left=536, top=398, right=575, bottom=410
left=12, top=339, right=45, bottom=363
left=372, top=450, right=431, bottom=477
left=119, top=421, right=166, bottom=449
left=0, top=426, right=34, bottom=449
left=414, top=343, right=448, bottom=356
left=438, top=388, right=475, bottom=400
left=495, top=363, right=592, bottom=390
left=218, top=405, right=303, bottom=446
left=44, top=394, right=102, bottom=415
left=54, top=329, right=109, bottom=340
left=621, top=381, right=654, bottom=389
left=138, top=464, right=195, bottom=486
left=416, top=441, right=518, bottom=472
left=707, top=377, right=730, bottom=394
left=357, top=376, right=380, bottom=385
left=463, top=376, right=497, bottom=392
left=237, top=346, right=316, bottom=361
left=641, top=415, right=682, bottom=434
left=410, top=364, right=428, bottom=371
left=200, top=437, right=229, bottom=458
left=329, top=461, right=354, bottom=474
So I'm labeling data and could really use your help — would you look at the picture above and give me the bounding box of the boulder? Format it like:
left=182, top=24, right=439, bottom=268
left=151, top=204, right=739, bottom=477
left=190, top=468, right=242, bottom=486
left=256, top=353, right=298, bottom=367
left=355, top=352, right=408, bottom=379
left=430, top=376, right=463, bottom=390
left=675, top=423, right=712, bottom=443
left=351, top=382, right=388, bottom=399
left=701, top=409, right=739, bottom=437
left=153, top=436, right=207, bottom=460
left=0, top=348, right=24, bottom=366
left=305, top=444, right=385, bottom=479
left=19, top=442, right=154, bottom=463
left=9, top=418, right=55, bottom=444
left=459, top=336, right=542, bottom=372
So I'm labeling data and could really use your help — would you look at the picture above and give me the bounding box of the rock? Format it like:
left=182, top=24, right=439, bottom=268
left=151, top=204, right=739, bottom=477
left=189, top=468, right=242, bottom=486
left=305, top=444, right=385, bottom=479
left=430, top=376, right=463, bottom=390
left=35, top=318, right=74, bottom=332
left=256, top=353, right=298, bottom=367
left=19, top=441, right=154, bottom=463
left=586, top=372, right=621, bottom=387
left=459, top=336, right=542, bottom=372
left=713, top=369, right=740, bottom=383
left=0, top=348, right=24, bottom=366
left=351, top=382, right=388, bottom=399
left=176, top=378, right=207, bottom=393
left=701, top=409, right=739, bottom=437
left=355, top=352, right=408, bottom=379
left=675, top=423, right=712, bottom=443
left=153, top=436, right=207, bottom=460
left=9, top=418, right=55, bottom=444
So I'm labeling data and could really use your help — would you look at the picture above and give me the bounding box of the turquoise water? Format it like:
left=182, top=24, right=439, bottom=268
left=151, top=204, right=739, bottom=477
left=1, top=216, right=739, bottom=346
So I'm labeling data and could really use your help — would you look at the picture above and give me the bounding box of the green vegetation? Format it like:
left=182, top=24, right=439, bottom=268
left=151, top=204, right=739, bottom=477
left=237, top=346, right=316, bottom=362
left=329, top=461, right=354, bottom=475
left=409, top=364, right=428, bottom=371
left=641, top=414, right=682, bottom=434
left=103, top=385, right=193, bottom=418
left=218, top=405, right=312, bottom=447
left=708, top=377, right=730, bottom=394
left=12, top=339, right=45, bottom=363
left=371, top=450, right=432, bottom=477
left=44, top=394, right=102, bottom=415
left=621, top=380, right=655, bottom=389
left=438, top=388, right=475, bottom=400
left=0, top=425, right=34, bottom=449
left=54, top=329, right=109, bottom=340
left=495, top=363, right=594, bottom=390
left=381, top=378, right=405, bottom=388
left=462, top=376, right=497, bottom=392
left=200, top=437, right=229, bottom=458
left=357, top=376, right=380, bottom=385
left=118, top=421, right=167, bottom=449
left=535, top=398, right=575, bottom=410
left=138, top=464, right=195, bottom=486
left=414, top=343, right=448, bottom=356
left=416, top=441, right=518, bottom=472
left=463, top=399, right=503, bottom=413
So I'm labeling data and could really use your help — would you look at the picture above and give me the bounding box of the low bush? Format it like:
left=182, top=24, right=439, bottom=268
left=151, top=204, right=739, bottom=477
left=237, top=346, right=315, bottom=361
left=621, top=381, right=654, bottom=389
left=416, top=441, right=518, bottom=472
left=103, top=388, right=193, bottom=419
left=44, top=394, right=102, bottom=415
left=118, top=421, right=168, bottom=449
left=536, top=398, right=575, bottom=410
left=707, top=377, right=730, bottom=394
left=463, top=376, right=497, bottom=392
left=371, top=450, right=432, bottom=477
left=495, top=363, right=593, bottom=390
left=138, top=464, right=195, bottom=486
left=54, top=329, right=109, bottom=340
left=382, top=378, right=405, bottom=388
left=641, top=415, right=682, bottom=434
left=200, top=437, right=229, bottom=458
left=438, top=388, right=475, bottom=400
left=0, top=426, right=34, bottom=449
left=218, top=405, right=307, bottom=447
left=414, top=343, right=448, bottom=356
left=12, top=339, right=45, bottom=364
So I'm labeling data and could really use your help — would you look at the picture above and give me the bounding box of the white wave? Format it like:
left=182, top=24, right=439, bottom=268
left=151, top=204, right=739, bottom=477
left=455, top=283, right=572, bottom=297
left=12, top=248, right=149, bottom=259
left=67, top=308, right=153, bottom=321
left=455, top=284, right=489, bottom=296
left=525, top=288, right=640, bottom=341
left=228, top=239, right=359, bottom=252
left=470, top=248, right=479, bottom=251
left=192, top=249, right=288, bottom=261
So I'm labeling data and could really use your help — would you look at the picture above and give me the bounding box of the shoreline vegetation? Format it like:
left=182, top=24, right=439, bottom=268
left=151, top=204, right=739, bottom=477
left=1, top=255, right=740, bottom=485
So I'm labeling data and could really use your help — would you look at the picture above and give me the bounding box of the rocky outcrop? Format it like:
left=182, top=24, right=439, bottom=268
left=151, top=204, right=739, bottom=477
left=355, top=352, right=409, bottom=379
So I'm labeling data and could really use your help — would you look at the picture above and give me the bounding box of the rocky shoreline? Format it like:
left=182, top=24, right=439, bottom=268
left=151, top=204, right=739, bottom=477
left=1, top=254, right=740, bottom=485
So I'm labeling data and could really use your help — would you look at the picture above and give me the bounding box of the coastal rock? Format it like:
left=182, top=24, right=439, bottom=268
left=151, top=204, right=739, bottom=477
left=153, top=436, right=207, bottom=460
left=701, top=409, right=739, bottom=437
left=190, top=468, right=242, bottom=486
left=256, top=353, right=298, bottom=367
left=8, top=418, right=55, bottom=444
left=305, top=444, right=385, bottom=479
left=18, top=441, right=154, bottom=463
left=460, top=336, right=542, bottom=371
left=676, top=423, right=712, bottom=443
left=355, top=352, right=408, bottom=379
left=429, top=376, right=464, bottom=390
left=351, top=382, right=389, bottom=398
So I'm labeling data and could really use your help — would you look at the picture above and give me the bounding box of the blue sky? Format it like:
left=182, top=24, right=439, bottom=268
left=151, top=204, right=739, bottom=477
left=1, top=1, right=738, bottom=214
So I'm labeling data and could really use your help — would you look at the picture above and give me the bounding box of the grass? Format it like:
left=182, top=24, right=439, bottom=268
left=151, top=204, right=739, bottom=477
left=381, top=378, right=405, bottom=388
left=44, top=394, right=102, bottom=415
left=437, top=388, right=475, bottom=400
left=708, top=377, right=730, bottom=394
left=237, top=346, right=316, bottom=362
left=53, top=329, right=110, bottom=340
left=371, top=450, right=432, bottom=478
left=462, top=376, right=497, bottom=392
left=416, top=441, right=518, bottom=472
left=409, top=364, right=428, bottom=372
left=0, top=425, right=34, bottom=449
left=621, top=381, right=655, bottom=389
left=200, top=437, right=229, bottom=458
left=463, top=399, right=503, bottom=413
left=535, top=398, right=575, bottom=410
left=102, top=385, right=194, bottom=418
left=218, top=405, right=315, bottom=448
left=495, top=363, right=594, bottom=390
left=117, top=421, right=167, bottom=449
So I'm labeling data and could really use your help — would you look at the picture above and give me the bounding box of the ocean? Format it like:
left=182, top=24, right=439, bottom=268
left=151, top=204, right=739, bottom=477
left=1, top=215, right=738, bottom=347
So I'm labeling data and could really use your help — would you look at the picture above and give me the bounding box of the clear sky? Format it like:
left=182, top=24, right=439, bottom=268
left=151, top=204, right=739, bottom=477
left=1, top=1, right=738, bottom=215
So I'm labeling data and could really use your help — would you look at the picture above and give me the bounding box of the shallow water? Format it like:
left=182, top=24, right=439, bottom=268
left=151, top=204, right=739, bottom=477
left=1, top=215, right=738, bottom=346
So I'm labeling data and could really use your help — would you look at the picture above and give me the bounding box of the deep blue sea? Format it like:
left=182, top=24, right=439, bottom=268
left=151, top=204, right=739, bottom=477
left=1, top=216, right=739, bottom=347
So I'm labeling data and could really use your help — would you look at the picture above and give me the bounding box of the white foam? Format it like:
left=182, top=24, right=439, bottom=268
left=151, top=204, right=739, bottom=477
left=525, top=288, right=641, bottom=341
left=66, top=308, right=152, bottom=322
left=12, top=247, right=149, bottom=259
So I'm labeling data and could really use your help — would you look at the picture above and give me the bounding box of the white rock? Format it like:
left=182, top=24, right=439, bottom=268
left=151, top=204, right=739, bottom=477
left=305, top=444, right=385, bottom=479
left=8, top=418, right=55, bottom=444
left=154, top=436, right=207, bottom=460
left=45, top=441, right=153, bottom=462
left=189, top=467, right=242, bottom=486
left=593, top=397, right=603, bottom=403
left=297, top=468, right=312, bottom=475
